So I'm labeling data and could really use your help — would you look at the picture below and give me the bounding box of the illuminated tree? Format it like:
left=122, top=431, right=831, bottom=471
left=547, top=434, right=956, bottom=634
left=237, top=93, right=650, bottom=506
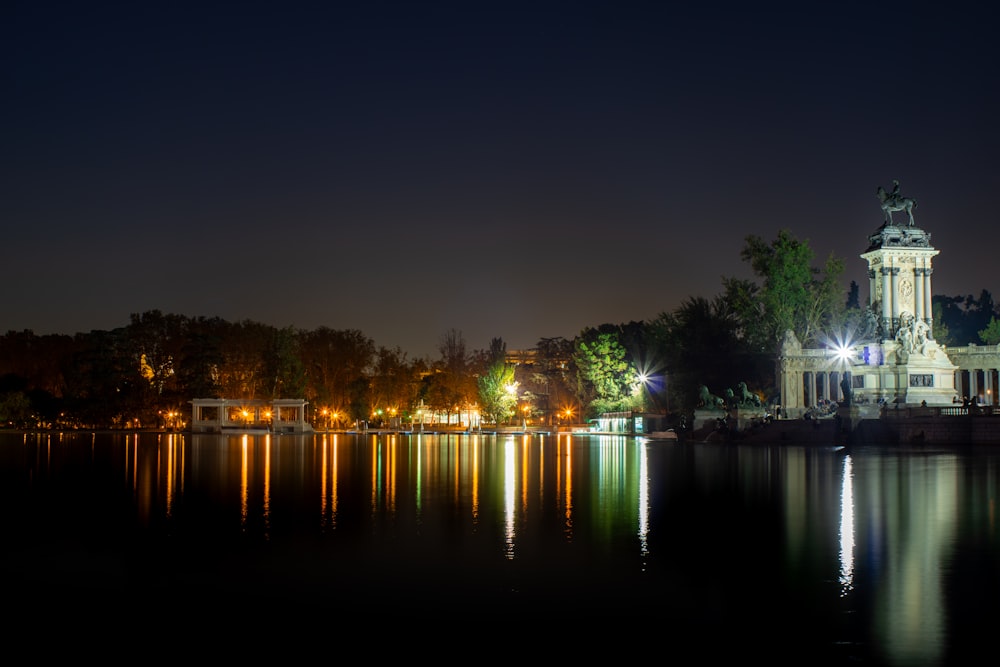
left=724, top=230, right=846, bottom=351
left=478, top=357, right=517, bottom=425
left=573, top=328, right=638, bottom=416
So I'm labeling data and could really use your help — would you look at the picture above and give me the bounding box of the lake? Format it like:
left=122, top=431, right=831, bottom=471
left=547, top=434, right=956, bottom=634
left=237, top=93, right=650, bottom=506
left=2, top=430, right=998, bottom=664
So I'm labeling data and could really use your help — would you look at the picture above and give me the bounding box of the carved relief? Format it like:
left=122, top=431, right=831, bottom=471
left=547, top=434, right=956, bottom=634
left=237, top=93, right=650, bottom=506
left=899, top=278, right=913, bottom=298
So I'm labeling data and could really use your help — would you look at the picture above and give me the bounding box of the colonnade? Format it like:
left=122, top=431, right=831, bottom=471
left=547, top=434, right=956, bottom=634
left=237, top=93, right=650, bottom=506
left=783, top=367, right=1000, bottom=409
left=954, top=368, right=999, bottom=406
left=791, top=370, right=850, bottom=412
left=869, top=263, right=934, bottom=334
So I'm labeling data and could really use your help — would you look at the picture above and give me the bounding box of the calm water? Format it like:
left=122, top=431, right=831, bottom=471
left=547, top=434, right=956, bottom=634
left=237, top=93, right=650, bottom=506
left=3, top=431, right=999, bottom=664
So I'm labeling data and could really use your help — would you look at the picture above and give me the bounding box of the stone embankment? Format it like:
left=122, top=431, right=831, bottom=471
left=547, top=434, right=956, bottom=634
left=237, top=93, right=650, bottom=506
left=689, top=409, right=1000, bottom=447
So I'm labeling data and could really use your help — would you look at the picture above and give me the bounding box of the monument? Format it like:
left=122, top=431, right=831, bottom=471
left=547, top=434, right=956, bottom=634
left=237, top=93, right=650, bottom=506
left=855, top=180, right=958, bottom=406
left=776, top=181, right=959, bottom=417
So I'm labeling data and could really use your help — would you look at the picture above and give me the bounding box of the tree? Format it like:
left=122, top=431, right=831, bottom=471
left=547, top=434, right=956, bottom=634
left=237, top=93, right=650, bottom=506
left=64, top=328, right=137, bottom=427
left=846, top=281, right=860, bottom=310
left=573, top=328, right=638, bottom=417
left=178, top=317, right=226, bottom=399
left=477, top=358, right=517, bottom=425
left=979, top=317, right=1000, bottom=345
left=0, top=389, right=31, bottom=428
left=534, top=336, right=578, bottom=419
left=427, top=329, right=476, bottom=422
left=647, top=295, right=752, bottom=412
left=369, top=346, right=420, bottom=423
left=298, top=327, right=376, bottom=419
left=932, top=299, right=951, bottom=344
left=264, top=326, right=306, bottom=398
left=934, top=290, right=996, bottom=345
left=725, top=230, right=846, bottom=351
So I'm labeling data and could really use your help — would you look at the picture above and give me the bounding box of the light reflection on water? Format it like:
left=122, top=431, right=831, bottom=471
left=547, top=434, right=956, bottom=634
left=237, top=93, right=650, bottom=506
left=839, top=454, right=855, bottom=596
left=3, top=432, right=1000, bottom=663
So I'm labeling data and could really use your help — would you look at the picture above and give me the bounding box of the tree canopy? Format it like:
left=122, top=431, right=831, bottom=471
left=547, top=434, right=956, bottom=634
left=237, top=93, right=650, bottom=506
left=724, top=229, right=847, bottom=352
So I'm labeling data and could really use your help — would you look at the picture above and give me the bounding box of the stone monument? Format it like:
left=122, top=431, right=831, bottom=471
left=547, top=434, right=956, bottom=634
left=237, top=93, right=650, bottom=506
left=777, top=181, right=958, bottom=416
left=857, top=180, right=958, bottom=406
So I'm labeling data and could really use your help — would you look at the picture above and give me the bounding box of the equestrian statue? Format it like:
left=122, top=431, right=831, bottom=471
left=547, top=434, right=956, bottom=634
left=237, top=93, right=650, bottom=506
left=876, top=179, right=917, bottom=226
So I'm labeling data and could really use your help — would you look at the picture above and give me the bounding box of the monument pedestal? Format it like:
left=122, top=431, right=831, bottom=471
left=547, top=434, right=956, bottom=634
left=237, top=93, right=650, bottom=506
left=693, top=406, right=768, bottom=433
left=732, top=406, right=768, bottom=431
left=861, top=339, right=958, bottom=407
left=693, top=409, right=728, bottom=432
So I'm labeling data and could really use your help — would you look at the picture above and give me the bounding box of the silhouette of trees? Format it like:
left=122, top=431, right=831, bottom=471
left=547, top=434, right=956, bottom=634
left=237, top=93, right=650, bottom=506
left=934, top=290, right=996, bottom=345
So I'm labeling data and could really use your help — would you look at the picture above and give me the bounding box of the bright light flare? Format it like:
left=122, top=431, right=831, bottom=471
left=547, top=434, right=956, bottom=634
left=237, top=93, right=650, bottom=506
left=822, top=330, right=857, bottom=365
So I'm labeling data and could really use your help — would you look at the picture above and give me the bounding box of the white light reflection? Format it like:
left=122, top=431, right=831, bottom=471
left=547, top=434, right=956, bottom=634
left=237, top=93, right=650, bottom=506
left=638, top=440, right=650, bottom=557
left=504, top=436, right=516, bottom=559
left=839, top=453, right=854, bottom=595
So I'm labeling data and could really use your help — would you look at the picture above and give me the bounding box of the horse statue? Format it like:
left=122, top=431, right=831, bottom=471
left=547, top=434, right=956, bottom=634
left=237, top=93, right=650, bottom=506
left=698, top=385, right=726, bottom=410
left=876, top=180, right=916, bottom=226
left=736, top=381, right=761, bottom=407
left=724, top=387, right=738, bottom=410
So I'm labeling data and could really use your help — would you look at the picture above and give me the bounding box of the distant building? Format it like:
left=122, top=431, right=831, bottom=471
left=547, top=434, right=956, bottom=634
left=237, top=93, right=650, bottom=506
left=190, top=398, right=314, bottom=434
left=596, top=410, right=667, bottom=434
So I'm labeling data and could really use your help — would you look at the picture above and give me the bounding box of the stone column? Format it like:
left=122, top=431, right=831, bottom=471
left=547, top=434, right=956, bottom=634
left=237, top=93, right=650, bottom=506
left=868, top=269, right=877, bottom=311
left=914, top=267, right=925, bottom=323
left=881, top=267, right=892, bottom=336
left=923, top=267, right=934, bottom=330
left=890, top=267, right=900, bottom=332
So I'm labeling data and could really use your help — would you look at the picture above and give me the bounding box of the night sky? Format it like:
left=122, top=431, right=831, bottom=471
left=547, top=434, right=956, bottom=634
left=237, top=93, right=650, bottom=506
left=4, top=1, right=997, bottom=359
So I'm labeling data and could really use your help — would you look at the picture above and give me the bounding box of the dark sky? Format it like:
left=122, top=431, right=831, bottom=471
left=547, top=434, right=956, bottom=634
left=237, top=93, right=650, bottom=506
left=4, top=1, right=997, bottom=359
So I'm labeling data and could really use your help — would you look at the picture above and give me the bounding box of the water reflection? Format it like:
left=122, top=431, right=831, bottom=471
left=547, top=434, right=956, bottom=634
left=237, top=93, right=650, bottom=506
left=504, top=435, right=515, bottom=558
left=839, top=453, right=855, bottom=595
left=5, top=432, right=1000, bottom=663
left=854, top=450, right=959, bottom=666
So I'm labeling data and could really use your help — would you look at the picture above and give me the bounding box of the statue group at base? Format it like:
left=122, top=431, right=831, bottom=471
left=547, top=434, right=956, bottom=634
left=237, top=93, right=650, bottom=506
left=699, top=382, right=762, bottom=411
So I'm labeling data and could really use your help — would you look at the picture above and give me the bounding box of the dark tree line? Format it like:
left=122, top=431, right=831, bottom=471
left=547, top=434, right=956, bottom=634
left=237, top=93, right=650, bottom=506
left=933, top=290, right=997, bottom=346
left=0, top=313, right=581, bottom=429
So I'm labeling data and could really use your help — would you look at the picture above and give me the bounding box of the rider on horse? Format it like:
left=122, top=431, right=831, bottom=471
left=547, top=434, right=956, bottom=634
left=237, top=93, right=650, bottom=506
left=888, top=180, right=901, bottom=206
